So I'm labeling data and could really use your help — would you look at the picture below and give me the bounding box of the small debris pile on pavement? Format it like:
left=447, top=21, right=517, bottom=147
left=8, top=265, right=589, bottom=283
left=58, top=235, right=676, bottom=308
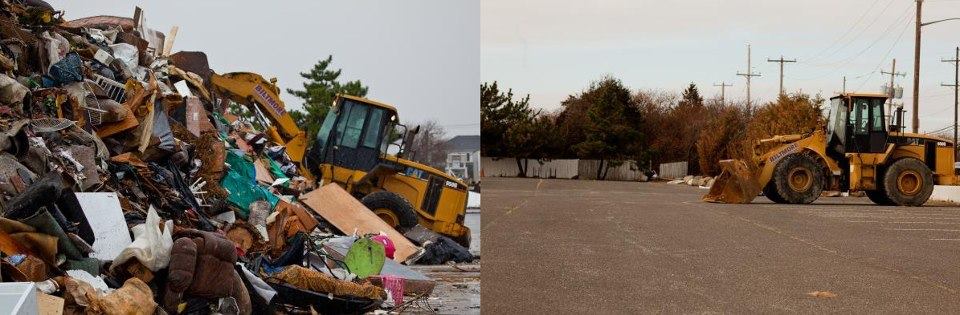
left=0, top=2, right=476, bottom=314
left=667, top=175, right=714, bottom=188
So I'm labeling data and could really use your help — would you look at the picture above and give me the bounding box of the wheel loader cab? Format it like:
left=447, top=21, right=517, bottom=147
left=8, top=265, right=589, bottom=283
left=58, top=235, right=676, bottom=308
left=311, top=96, right=399, bottom=172
left=826, top=95, right=889, bottom=156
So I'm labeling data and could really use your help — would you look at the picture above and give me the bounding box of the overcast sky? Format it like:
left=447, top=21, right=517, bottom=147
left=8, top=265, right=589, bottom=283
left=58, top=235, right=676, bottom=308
left=50, top=0, right=480, bottom=136
left=483, top=0, right=960, bottom=134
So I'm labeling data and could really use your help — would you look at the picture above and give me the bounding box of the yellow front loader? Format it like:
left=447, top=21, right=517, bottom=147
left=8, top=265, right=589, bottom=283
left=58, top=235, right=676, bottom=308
left=705, top=93, right=958, bottom=206
left=210, top=73, right=472, bottom=246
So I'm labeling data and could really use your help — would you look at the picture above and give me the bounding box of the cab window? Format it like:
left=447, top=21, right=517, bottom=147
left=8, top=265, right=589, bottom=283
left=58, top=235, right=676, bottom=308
left=362, top=108, right=384, bottom=148
left=339, top=101, right=369, bottom=149
left=314, top=109, right=337, bottom=153
left=870, top=99, right=885, bottom=132
left=852, top=98, right=869, bottom=135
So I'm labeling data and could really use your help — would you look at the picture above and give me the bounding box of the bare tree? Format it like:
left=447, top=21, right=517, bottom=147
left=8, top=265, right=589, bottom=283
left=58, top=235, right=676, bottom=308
left=406, top=120, right=449, bottom=170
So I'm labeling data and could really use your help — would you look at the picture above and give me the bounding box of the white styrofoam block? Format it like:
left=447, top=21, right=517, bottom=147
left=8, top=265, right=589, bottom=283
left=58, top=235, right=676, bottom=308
left=930, top=185, right=960, bottom=203
left=468, top=191, right=481, bottom=209
left=0, top=282, right=37, bottom=315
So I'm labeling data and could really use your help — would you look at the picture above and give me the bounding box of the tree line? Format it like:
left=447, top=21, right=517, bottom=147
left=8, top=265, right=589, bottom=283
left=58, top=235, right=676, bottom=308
left=481, top=76, right=825, bottom=179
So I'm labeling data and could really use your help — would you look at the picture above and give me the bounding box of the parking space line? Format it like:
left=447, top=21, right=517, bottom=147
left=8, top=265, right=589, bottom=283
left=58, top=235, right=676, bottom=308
left=847, top=221, right=960, bottom=224
left=886, top=228, right=960, bottom=232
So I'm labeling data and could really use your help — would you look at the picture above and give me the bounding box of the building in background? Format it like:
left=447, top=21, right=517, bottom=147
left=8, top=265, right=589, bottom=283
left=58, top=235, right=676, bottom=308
left=444, top=135, right=480, bottom=185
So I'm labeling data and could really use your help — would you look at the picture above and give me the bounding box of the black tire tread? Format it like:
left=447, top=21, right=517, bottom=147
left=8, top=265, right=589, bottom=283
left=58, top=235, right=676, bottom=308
left=763, top=183, right=788, bottom=203
left=361, top=191, right=419, bottom=231
left=771, top=153, right=824, bottom=204
left=882, top=158, right=934, bottom=207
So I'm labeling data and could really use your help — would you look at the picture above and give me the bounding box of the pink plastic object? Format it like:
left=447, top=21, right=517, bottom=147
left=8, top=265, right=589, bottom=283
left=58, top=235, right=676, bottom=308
left=382, top=275, right=405, bottom=306
left=371, top=235, right=396, bottom=259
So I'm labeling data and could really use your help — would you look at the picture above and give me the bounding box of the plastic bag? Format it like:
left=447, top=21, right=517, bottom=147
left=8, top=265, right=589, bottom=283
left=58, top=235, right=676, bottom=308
left=43, top=52, right=83, bottom=87
left=108, top=43, right=139, bottom=74
left=112, top=206, right=173, bottom=272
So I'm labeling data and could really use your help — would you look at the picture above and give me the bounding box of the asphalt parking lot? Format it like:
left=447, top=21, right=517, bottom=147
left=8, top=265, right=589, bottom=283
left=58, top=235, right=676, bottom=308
left=482, top=177, right=960, bottom=313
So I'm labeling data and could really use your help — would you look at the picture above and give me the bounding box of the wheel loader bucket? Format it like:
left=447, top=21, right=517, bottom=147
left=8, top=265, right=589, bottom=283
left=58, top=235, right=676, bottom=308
left=702, top=159, right=762, bottom=204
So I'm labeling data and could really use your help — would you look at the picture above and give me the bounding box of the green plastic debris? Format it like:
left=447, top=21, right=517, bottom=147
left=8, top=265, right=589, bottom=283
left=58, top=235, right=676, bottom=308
left=344, top=237, right=386, bottom=279
left=267, top=158, right=288, bottom=180
left=221, top=149, right=278, bottom=218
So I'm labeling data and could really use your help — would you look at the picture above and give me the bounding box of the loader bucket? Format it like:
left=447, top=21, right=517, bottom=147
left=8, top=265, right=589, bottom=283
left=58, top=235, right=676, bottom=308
left=702, top=159, right=762, bottom=204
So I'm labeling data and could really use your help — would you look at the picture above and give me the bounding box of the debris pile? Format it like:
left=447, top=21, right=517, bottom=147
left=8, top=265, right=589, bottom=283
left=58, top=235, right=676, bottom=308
left=0, top=2, right=474, bottom=314
left=667, top=175, right=714, bottom=188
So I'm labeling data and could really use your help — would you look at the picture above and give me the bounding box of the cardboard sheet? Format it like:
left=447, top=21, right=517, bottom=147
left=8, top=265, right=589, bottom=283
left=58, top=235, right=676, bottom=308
left=37, top=292, right=63, bottom=315
left=299, top=184, right=420, bottom=262
left=75, top=192, right=133, bottom=260
left=253, top=159, right=274, bottom=186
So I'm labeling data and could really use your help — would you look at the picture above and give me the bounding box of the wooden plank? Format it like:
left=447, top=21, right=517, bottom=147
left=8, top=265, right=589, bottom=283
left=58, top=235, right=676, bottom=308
left=162, top=26, right=178, bottom=56
left=300, top=184, right=419, bottom=262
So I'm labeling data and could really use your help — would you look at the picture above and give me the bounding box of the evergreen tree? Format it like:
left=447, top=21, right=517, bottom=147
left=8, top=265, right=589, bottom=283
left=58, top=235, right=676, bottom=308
left=286, top=55, right=368, bottom=140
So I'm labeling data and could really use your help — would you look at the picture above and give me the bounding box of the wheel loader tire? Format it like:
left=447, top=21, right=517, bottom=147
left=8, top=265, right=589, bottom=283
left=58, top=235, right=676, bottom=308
left=865, top=189, right=895, bottom=205
left=771, top=154, right=824, bottom=204
left=762, top=184, right=788, bottom=203
left=883, top=158, right=934, bottom=207
left=361, top=191, right=419, bottom=232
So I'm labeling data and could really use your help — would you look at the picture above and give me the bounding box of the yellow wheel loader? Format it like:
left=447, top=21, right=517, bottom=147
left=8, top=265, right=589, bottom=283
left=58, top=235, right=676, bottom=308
left=704, top=93, right=957, bottom=206
left=210, top=73, right=471, bottom=246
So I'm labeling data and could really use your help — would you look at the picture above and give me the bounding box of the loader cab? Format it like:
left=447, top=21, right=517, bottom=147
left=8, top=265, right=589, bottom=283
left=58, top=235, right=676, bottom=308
left=310, top=95, right=401, bottom=172
left=826, top=94, right=890, bottom=156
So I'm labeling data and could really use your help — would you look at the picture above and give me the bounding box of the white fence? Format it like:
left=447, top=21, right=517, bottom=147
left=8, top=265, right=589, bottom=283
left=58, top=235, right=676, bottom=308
left=659, top=161, right=688, bottom=179
left=480, top=158, right=518, bottom=177
left=577, top=160, right=646, bottom=181
left=481, top=157, right=655, bottom=181
left=480, top=158, right=578, bottom=179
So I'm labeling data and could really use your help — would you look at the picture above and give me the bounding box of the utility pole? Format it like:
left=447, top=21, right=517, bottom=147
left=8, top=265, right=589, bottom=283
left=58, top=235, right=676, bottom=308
left=943, top=47, right=960, bottom=158
left=767, top=55, right=796, bottom=95
left=737, top=44, right=761, bottom=112
left=714, top=82, right=732, bottom=105
left=881, top=58, right=906, bottom=126
left=912, top=0, right=923, bottom=133
left=842, top=76, right=847, bottom=93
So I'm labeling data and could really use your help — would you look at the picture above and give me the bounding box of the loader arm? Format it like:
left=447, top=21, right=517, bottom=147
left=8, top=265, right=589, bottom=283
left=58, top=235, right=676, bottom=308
left=210, top=72, right=310, bottom=177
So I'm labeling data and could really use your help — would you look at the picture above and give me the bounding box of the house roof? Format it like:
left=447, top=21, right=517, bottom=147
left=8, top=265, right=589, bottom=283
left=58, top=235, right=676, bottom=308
left=445, top=135, right=480, bottom=152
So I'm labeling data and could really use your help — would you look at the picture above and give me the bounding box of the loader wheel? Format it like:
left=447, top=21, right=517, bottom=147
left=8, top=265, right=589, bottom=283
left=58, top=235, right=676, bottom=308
left=866, top=189, right=895, bottom=205
left=883, top=158, right=934, bottom=206
left=361, top=191, right=419, bottom=232
left=771, top=154, right=824, bottom=204
left=762, top=184, right=788, bottom=204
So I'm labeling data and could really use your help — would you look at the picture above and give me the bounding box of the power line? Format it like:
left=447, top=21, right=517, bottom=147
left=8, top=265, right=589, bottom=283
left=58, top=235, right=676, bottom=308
left=924, top=124, right=955, bottom=135
left=803, top=0, right=900, bottom=65
left=854, top=16, right=913, bottom=94
left=793, top=7, right=913, bottom=82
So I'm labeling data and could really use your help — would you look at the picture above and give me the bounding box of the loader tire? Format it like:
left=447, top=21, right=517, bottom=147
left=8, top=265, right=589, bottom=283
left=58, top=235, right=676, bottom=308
left=361, top=191, right=419, bottom=232
left=771, top=154, right=824, bottom=204
left=883, top=158, right=934, bottom=207
left=762, top=184, right=788, bottom=204
left=866, top=189, right=895, bottom=205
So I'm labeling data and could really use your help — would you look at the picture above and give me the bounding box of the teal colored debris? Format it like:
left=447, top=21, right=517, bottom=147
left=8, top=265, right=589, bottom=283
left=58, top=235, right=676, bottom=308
left=221, top=149, right=278, bottom=218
